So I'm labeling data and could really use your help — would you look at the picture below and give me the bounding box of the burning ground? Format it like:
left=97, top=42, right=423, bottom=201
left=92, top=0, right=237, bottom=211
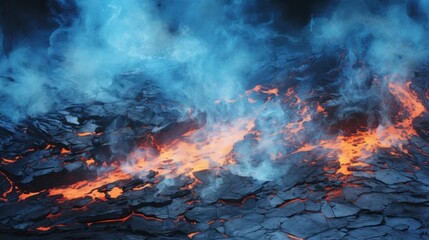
left=2, top=0, right=429, bottom=239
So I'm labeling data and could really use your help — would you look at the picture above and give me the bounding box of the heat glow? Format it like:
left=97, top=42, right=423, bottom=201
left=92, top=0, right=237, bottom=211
left=299, top=81, right=426, bottom=174
left=47, top=118, right=255, bottom=201
left=20, top=81, right=426, bottom=201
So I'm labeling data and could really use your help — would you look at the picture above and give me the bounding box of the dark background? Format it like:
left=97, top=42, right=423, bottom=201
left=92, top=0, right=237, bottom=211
left=0, top=0, right=333, bottom=55
left=0, top=0, right=423, bottom=55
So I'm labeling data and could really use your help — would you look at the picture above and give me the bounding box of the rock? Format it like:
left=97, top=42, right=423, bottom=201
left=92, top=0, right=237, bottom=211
left=375, top=169, right=412, bottom=185
left=386, top=217, right=422, bottom=230
left=347, top=226, right=392, bottom=239
left=348, top=214, right=383, bottom=228
left=65, top=115, right=80, bottom=125
left=194, top=170, right=262, bottom=204
left=321, top=202, right=335, bottom=218
left=137, top=206, right=168, bottom=219
left=79, top=202, right=130, bottom=222
left=330, top=202, right=360, bottom=217
left=261, top=217, right=287, bottom=230
left=224, top=213, right=264, bottom=237
left=186, top=206, right=217, bottom=223
left=355, top=193, right=392, bottom=211
left=266, top=200, right=305, bottom=218
left=305, top=200, right=321, bottom=212
left=64, top=161, right=85, bottom=172
left=308, top=229, right=347, bottom=240
left=281, top=213, right=328, bottom=238
left=384, top=203, right=429, bottom=222
left=343, top=185, right=370, bottom=202
left=71, top=196, right=93, bottom=208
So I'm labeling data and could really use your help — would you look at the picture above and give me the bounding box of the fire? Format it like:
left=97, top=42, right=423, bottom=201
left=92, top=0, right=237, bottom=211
left=49, top=169, right=129, bottom=201
left=126, top=118, right=255, bottom=177
left=1, top=156, right=20, bottom=164
left=246, top=85, right=279, bottom=96
left=46, top=118, right=254, bottom=201
left=77, top=132, right=95, bottom=137
left=108, top=187, right=123, bottom=198
left=19, top=192, right=42, bottom=201
left=318, top=80, right=425, bottom=174
left=35, top=226, right=51, bottom=231
left=288, top=80, right=425, bottom=175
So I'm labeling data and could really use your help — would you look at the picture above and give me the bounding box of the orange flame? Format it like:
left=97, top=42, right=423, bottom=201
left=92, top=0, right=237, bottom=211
left=318, top=81, right=425, bottom=174
left=126, top=118, right=255, bottom=177
left=47, top=118, right=255, bottom=201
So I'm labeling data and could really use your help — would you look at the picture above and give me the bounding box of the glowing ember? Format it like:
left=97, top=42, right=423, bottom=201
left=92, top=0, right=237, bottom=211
left=85, top=158, right=95, bottom=166
left=49, top=169, right=129, bottom=201
left=108, top=187, right=123, bottom=198
left=0, top=171, right=13, bottom=200
left=35, top=226, right=51, bottom=231
left=60, top=148, right=71, bottom=154
left=77, top=132, right=96, bottom=137
left=19, top=192, right=41, bottom=201
left=1, top=157, right=19, bottom=164
left=246, top=85, right=279, bottom=96
left=188, top=232, right=200, bottom=238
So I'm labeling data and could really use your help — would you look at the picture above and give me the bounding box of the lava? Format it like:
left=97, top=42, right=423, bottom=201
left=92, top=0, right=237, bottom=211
left=0, top=170, right=13, bottom=200
left=60, top=148, right=71, bottom=154
left=126, top=118, right=255, bottom=177
left=108, top=187, right=123, bottom=198
left=45, top=118, right=254, bottom=201
left=48, top=170, right=127, bottom=201
left=87, top=211, right=163, bottom=226
left=19, top=191, right=42, bottom=201
left=307, top=80, right=426, bottom=174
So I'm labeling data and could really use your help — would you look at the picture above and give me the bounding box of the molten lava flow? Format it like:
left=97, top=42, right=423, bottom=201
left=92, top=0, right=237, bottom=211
left=292, top=80, right=425, bottom=174
left=19, top=192, right=42, bottom=201
left=126, top=118, right=255, bottom=177
left=322, top=81, right=425, bottom=174
left=86, top=211, right=163, bottom=226
left=0, top=170, right=13, bottom=200
left=60, top=148, right=71, bottom=154
left=108, top=187, right=123, bottom=198
left=1, top=156, right=20, bottom=164
left=46, top=118, right=255, bottom=201
left=35, top=226, right=51, bottom=231
left=246, top=85, right=279, bottom=96
left=49, top=169, right=130, bottom=201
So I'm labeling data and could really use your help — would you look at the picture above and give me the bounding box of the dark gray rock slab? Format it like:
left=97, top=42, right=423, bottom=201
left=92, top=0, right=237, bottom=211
left=347, top=214, right=383, bottom=228
left=281, top=213, right=328, bottom=239
left=386, top=217, right=422, bottom=230
left=355, top=193, right=392, bottom=211
left=375, top=169, right=412, bottom=185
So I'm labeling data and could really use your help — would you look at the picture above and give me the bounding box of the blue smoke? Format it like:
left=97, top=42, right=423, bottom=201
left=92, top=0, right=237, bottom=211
left=0, top=0, right=427, bottom=123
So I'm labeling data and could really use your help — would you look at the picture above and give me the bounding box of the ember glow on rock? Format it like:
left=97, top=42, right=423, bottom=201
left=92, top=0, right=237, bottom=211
left=1, top=0, right=429, bottom=239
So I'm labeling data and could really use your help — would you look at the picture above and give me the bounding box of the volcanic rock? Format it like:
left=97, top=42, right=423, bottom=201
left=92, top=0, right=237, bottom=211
left=281, top=213, right=329, bottom=238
